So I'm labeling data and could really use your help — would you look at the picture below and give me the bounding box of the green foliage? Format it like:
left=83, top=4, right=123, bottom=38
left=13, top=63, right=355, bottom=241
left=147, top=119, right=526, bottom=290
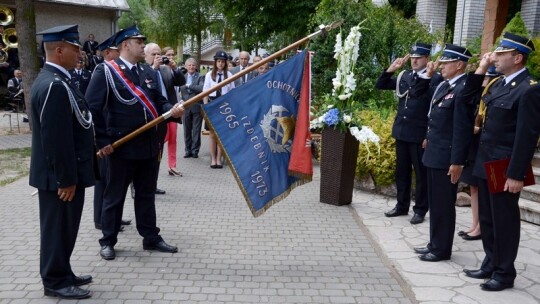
left=355, top=110, right=396, bottom=186
left=219, top=0, right=319, bottom=52
left=309, top=0, right=436, bottom=114
left=528, top=37, right=540, bottom=80
left=494, top=12, right=529, bottom=47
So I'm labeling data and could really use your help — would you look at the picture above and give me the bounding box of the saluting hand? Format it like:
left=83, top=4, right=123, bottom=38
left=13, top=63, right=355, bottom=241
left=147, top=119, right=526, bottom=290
left=58, top=185, right=76, bottom=202
left=475, top=52, right=494, bottom=74
left=425, top=56, right=440, bottom=77
left=387, top=54, right=410, bottom=73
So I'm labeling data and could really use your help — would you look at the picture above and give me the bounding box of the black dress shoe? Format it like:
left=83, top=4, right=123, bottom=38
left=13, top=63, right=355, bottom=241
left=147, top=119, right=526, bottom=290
left=121, top=219, right=132, bottom=226
left=155, top=188, right=166, bottom=195
left=100, top=245, right=116, bottom=260
left=44, top=285, right=92, bottom=299
left=384, top=207, right=408, bottom=217
left=419, top=252, right=450, bottom=262
left=480, top=279, right=513, bottom=291
left=192, top=154, right=198, bottom=158
left=74, top=275, right=93, bottom=286
left=462, top=233, right=482, bottom=241
left=463, top=268, right=492, bottom=279
left=183, top=153, right=192, bottom=158
left=410, top=213, right=425, bottom=224
left=413, top=247, right=430, bottom=254
left=143, top=240, right=178, bottom=253
left=457, top=230, right=467, bottom=237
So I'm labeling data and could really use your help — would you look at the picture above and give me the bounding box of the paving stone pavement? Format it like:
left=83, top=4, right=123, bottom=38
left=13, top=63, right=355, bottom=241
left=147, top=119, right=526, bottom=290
left=0, top=124, right=539, bottom=303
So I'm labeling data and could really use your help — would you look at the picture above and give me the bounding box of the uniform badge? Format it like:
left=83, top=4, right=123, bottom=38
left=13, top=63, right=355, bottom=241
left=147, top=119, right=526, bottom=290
left=120, top=64, right=126, bottom=70
left=444, top=93, right=454, bottom=100
left=530, top=79, right=538, bottom=86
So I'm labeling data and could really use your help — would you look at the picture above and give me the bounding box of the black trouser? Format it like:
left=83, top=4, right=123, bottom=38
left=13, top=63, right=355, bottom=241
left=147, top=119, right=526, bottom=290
left=93, top=156, right=108, bottom=225
left=394, top=139, right=428, bottom=216
left=39, top=188, right=85, bottom=289
left=477, top=179, right=520, bottom=283
left=99, top=156, right=162, bottom=247
left=183, top=105, right=203, bottom=155
left=426, top=167, right=457, bottom=258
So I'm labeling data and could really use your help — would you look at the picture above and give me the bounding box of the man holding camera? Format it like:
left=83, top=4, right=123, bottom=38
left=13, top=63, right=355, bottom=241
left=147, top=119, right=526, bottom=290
left=144, top=43, right=186, bottom=179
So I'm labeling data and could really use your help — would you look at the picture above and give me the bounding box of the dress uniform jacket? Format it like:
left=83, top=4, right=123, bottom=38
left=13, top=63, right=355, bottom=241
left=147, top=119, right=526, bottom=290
left=376, top=70, right=443, bottom=143
left=30, top=64, right=96, bottom=191
left=69, top=68, right=92, bottom=95
left=86, top=58, right=173, bottom=159
left=472, top=71, right=540, bottom=179
left=423, top=74, right=476, bottom=169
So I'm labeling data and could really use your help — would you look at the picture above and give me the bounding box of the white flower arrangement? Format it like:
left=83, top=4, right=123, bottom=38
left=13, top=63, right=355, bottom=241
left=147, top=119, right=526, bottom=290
left=310, top=23, right=379, bottom=151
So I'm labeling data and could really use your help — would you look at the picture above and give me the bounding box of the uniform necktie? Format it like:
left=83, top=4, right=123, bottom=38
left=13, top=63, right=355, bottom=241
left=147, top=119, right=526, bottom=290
left=216, top=73, right=222, bottom=97
left=131, top=66, right=139, bottom=85
left=428, top=81, right=450, bottom=118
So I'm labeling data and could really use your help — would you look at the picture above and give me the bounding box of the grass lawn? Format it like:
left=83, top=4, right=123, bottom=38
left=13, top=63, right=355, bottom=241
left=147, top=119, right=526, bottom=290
left=0, top=147, right=31, bottom=186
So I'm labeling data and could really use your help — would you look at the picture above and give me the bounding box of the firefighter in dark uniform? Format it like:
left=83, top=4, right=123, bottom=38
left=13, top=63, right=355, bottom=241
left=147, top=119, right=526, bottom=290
left=462, top=33, right=540, bottom=291
left=90, top=32, right=132, bottom=231
left=30, top=24, right=95, bottom=299
left=375, top=42, right=442, bottom=224
left=414, top=44, right=476, bottom=262
left=69, top=60, right=91, bottom=94
left=86, top=25, right=184, bottom=261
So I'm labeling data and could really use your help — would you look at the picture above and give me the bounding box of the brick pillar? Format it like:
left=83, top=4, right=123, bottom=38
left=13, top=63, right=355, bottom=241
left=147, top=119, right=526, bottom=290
left=522, top=0, right=540, bottom=35
left=416, top=0, right=448, bottom=33
left=481, top=0, right=509, bottom=53
left=453, top=0, right=486, bottom=46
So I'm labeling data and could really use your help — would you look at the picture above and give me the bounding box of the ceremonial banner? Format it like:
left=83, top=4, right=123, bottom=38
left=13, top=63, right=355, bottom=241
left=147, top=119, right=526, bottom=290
left=203, top=50, right=312, bottom=217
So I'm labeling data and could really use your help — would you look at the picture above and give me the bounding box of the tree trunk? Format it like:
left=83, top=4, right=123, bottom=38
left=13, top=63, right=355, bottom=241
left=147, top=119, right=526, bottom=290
left=15, top=0, right=38, bottom=129
left=196, top=31, right=202, bottom=70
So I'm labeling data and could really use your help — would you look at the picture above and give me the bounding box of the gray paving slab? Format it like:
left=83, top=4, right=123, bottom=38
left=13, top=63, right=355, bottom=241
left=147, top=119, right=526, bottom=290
left=352, top=190, right=540, bottom=304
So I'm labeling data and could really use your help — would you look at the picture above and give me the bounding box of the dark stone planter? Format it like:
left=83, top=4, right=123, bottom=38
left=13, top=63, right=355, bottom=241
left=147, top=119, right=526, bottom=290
left=320, top=127, right=360, bottom=205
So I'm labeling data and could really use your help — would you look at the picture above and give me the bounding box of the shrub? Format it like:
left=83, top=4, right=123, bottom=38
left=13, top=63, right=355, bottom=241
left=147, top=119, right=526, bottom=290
left=355, top=109, right=396, bottom=187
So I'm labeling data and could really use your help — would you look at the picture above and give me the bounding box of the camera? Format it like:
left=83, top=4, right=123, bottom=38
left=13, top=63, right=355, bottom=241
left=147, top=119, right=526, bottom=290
left=162, top=56, right=170, bottom=65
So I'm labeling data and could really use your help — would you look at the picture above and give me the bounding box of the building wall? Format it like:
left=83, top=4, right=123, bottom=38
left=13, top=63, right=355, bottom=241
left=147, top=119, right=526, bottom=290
left=453, top=0, right=486, bottom=46
left=416, top=0, right=448, bottom=33
left=34, top=2, right=118, bottom=46
left=522, top=0, right=540, bottom=35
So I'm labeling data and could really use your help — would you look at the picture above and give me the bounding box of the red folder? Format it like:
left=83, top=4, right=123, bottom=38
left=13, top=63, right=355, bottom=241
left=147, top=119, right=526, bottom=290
left=483, top=158, right=535, bottom=193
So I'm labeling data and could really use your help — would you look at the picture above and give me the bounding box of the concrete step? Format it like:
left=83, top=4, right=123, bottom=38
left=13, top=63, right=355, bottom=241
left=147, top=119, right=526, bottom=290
left=521, top=183, right=540, bottom=202
left=532, top=152, right=540, bottom=167
left=534, top=167, right=540, bottom=184
left=520, top=197, right=540, bottom=225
